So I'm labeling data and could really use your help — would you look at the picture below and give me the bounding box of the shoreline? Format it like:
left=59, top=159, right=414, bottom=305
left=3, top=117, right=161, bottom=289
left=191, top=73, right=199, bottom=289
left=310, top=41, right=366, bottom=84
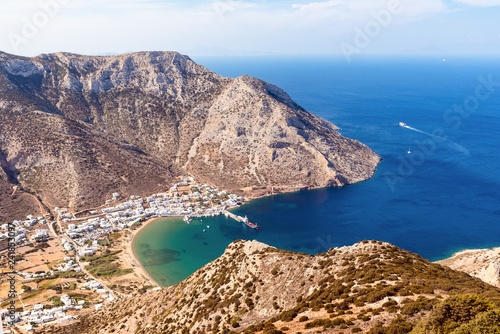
left=435, top=246, right=500, bottom=288
left=434, top=246, right=500, bottom=263
left=123, top=177, right=403, bottom=289
left=126, top=211, right=239, bottom=288
left=431, top=243, right=500, bottom=263
left=127, top=217, right=164, bottom=287
left=446, top=246, right=500, bottom=257
left=128, top=213, right=500, bottom=290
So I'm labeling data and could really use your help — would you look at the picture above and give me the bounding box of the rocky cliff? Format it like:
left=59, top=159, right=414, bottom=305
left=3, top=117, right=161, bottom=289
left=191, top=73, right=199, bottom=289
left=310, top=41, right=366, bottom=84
left=36, top=240, right=500, bottom=334
left=0, top=51, right=380, bottom=213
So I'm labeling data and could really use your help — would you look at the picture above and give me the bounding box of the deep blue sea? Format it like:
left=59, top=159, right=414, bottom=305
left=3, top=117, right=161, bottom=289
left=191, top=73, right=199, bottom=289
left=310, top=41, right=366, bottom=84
left=135, top=56, right=500, bottom=286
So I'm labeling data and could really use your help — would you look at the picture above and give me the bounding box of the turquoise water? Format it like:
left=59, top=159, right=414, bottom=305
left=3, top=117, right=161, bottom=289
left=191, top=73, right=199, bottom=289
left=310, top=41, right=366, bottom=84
left=134, top=56, right=500, bottom=286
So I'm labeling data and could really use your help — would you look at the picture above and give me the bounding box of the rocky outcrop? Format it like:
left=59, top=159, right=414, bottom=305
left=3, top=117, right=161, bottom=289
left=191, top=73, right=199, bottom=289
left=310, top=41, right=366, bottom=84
left=0, top=50, right=380, bottom=212
left=36, top=240, right=500, bottom=334
left=437, top=248, right=500, bottom=288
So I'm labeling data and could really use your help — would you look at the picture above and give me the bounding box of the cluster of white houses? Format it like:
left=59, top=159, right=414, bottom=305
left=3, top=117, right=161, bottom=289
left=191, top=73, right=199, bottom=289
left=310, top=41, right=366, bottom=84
left=63, top=182, right=243, bottom=246
left=1, top=177, right=246, bottom=330
left=24, top=294, right=76, bottom=326
left=0, top=179, right=243, bottom=248
left=1, top=294, right=77, bottom=332
left=56, top=256, right=81, bottom=272
left=2, top=273, right=113, bottom=331
left=81, top=280, right=114, bottom=304
left=0, top=215, right=49, bottom=245
left=16, top=256, right=81, bottom=280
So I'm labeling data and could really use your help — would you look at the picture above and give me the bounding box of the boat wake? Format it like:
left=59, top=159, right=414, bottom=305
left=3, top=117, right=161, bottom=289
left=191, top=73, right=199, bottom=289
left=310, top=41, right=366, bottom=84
left=402, top=125, right=470, bottom=155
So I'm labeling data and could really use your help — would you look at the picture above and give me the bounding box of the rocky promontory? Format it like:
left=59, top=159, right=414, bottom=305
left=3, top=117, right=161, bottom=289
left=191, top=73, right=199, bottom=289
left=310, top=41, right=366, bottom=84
left=0, top=51, right=380, bottom=214
left=36, top=240, right=500, bottom=334
left=437, top=247, right=500, bottom=288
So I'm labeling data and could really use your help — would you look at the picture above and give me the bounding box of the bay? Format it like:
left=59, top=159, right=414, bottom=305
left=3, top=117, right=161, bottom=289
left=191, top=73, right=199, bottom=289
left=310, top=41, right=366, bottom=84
left=134, top=56, right=500, bottom=286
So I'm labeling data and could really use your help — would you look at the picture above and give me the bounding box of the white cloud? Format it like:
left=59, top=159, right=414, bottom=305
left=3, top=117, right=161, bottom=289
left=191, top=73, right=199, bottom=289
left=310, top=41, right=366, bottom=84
left=292, top=0, right=344, bottom=11
left=292, top=0, right=449, bottom=22
left=399, top=0, right=448, bottom=20
left=452, top=0, right=500, bottom=7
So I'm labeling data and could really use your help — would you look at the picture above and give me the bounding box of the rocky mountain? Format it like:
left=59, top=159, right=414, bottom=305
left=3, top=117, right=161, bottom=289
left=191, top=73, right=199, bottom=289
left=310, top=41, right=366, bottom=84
left=37, top=240, right=500, bottom=334
left=0, top=50, right=380, bottom=214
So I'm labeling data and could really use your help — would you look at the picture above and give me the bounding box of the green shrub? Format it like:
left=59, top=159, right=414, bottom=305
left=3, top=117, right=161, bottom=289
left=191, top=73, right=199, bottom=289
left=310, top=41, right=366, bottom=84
left=452, top=308, right=500, bottom=333
left=263, top=330, right=284, bottom=334
left=382, top=300, right=398, bottom=308
left=278, top=309, right=298, bottom=322
left=271, top=265, right=279, bottom=276
left=368, top=316, right=413, bottom=334
left=304, top=318, right=332, bottom=329
left=400, top=297, right=435, bottom=316
left=331, top=318, right=345, bottom=326
left=412, top=294, right=494, bottom=334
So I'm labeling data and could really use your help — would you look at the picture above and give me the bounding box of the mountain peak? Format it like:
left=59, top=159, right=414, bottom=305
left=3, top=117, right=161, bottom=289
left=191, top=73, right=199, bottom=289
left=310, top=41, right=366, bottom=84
left=0, top=51, right=379, bottom=217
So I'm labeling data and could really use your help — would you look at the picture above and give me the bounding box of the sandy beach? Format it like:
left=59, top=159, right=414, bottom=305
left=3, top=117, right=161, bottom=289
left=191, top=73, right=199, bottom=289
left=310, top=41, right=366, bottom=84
left=124, top=208, right=244, bottom=289
left=125, top=217, right=162, bottom=287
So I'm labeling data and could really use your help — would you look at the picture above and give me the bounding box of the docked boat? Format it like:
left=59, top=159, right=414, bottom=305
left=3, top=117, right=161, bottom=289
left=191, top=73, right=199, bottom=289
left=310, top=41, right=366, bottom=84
left=183, top=216, right=191, bottom=224
left=242, top=215, right=259, bottom=230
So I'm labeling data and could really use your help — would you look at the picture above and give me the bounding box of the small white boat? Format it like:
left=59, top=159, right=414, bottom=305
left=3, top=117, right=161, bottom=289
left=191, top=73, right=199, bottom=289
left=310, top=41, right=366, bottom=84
left=183, top=216, right=191, bottom=224
left=399, top=122, right=407, bottom=127
left=408, top=147, right=411, bottom=154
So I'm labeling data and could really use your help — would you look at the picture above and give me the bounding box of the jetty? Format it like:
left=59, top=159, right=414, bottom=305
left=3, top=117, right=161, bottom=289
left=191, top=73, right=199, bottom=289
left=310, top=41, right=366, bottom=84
left=223, top=210, right=259, bottom=230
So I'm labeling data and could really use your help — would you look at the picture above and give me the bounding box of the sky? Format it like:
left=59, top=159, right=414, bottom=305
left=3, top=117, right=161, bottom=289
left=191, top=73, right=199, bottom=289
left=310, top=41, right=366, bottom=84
left=0, top=0, right=500, bottom=57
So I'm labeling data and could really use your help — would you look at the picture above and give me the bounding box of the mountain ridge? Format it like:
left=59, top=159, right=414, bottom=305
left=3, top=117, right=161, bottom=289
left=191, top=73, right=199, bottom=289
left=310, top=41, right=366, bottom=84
left=35, top=239, right=500, bottom=334
left=0, top=50, right=380, bottom=215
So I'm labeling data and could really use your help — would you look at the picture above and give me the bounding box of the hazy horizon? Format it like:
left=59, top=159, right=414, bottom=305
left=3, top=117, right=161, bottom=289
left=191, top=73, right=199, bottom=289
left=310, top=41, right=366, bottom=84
left=1, top=0, right=500, bottom=61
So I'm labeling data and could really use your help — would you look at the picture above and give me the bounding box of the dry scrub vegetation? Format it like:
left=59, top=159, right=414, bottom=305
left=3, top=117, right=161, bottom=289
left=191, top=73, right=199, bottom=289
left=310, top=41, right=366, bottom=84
left=35, top=240, right=500, bottom=334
